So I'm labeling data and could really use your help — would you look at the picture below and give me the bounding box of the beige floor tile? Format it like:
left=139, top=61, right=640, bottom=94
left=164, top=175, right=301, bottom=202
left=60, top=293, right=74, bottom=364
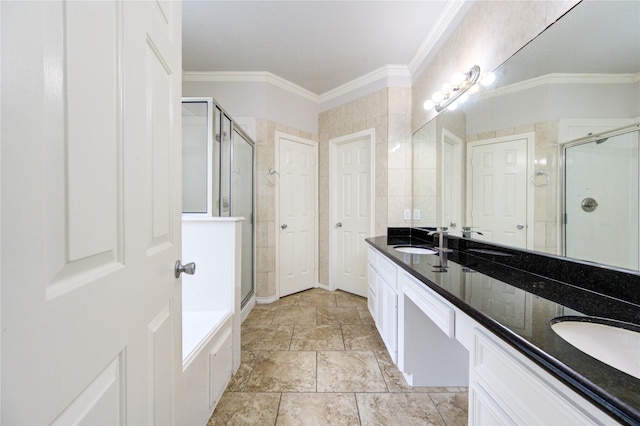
left=272, top=306, right=318, bottom=325
left=241, top=324, right=293, bottom=350
left=356, top=306, right=375, bottom=325
left=276, top=393, right=360, bottom=426
left=243, top=307, right=276, bottom=326
left=342, top=324, right=386, bottom=351
left=299, top=292, right=337, bottom=306
left=207, top=392, right=281, bottom=425
left=212, top=290, right=469, bottom=425
left=290, top=324, right=345, bottom=350
left=317, top=351, right=387, bottom=392
left=356, top=393, right=445, bottom=426
left=226, top=351, right=259, bottom=392
left=317, top=306, right=362, bottom=324
left=335, top=291, right=368, bottom=307
left=246, top=351, right=317, bottom=392
left=430, top=392, right=469, bottom=426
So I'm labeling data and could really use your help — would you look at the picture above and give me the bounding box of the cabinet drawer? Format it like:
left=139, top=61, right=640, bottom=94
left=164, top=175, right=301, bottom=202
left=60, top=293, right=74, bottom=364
left=471, top=328, right=610, bottom=425
left=400, top=272, right=455, bottom=337
left=367, top=246, right=376, bottom=268
left=375, top=252, right=397, bottom=288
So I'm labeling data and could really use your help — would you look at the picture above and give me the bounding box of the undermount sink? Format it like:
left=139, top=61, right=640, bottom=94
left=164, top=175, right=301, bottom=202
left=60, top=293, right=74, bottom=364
left=551, top=316, right=640, bottom=379
left=393, top=245, right=438, bottom=255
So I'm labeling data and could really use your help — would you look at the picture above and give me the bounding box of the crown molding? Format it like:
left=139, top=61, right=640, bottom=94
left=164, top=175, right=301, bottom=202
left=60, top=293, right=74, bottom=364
left=318, top=64, right=411, bottom=103
left=408, top=0, right=468, bottom=74
left=477, top=72, right=640, bottom=101
left=182, top=71, right=320, bottom=102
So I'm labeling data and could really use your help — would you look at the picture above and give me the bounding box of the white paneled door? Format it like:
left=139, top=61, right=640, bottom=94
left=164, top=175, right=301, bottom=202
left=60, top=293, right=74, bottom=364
left=1, top=1, right=183, bottom=424
left=468, top=135, right=529, bottom=249
left=332, top=131, right=373, bottom=297
left=277, top=134, right=318, bottom=298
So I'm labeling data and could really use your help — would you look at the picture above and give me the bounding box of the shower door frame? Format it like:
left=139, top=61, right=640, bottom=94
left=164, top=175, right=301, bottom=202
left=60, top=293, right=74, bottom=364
left=229, top=124, right=256, bottom=307
left=180, top=97, right=256, bottom=307
left=560, top=122, right=640, bottom=266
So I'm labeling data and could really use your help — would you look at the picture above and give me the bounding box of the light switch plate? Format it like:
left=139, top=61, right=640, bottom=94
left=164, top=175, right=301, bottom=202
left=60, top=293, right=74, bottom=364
left=413, top=209, right=421, bottom=220
left=403, top=209, right=411, bottom=221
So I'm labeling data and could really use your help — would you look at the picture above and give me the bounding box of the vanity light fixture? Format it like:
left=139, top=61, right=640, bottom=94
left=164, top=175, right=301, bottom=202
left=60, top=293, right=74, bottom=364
left=423, top=65, right=482, bottom=112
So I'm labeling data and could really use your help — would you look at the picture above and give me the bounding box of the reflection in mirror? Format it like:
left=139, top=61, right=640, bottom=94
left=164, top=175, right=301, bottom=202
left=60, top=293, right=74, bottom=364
left=412, top=0, right=640, bottom=270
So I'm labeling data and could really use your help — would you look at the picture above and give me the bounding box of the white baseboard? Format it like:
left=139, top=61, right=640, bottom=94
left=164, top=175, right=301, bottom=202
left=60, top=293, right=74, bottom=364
left=255, top=295, right=279, bottom=305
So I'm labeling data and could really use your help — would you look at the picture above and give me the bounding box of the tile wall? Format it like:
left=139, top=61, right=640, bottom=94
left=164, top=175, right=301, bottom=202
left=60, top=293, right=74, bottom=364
left=317, top=87, right=412, bottom=287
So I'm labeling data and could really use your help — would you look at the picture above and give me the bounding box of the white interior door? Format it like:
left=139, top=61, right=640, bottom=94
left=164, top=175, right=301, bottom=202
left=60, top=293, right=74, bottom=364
left=442, top=129, right=463, bottom=235
left=1, top=1, right=183, bottom=424
left=277, top=133, right=318, bottom=297
left=331, top=131, right=373, bottom=297
left=468, top=135, right=529, bottom=249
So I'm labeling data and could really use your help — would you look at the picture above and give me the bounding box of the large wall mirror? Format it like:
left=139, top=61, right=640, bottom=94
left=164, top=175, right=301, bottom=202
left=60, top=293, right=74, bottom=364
left=413, top=0, right=640, bottom=271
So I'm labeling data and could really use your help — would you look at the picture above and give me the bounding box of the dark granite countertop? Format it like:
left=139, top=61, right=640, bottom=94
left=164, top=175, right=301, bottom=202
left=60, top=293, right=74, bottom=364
left=366, top=231, right=640, bottom=425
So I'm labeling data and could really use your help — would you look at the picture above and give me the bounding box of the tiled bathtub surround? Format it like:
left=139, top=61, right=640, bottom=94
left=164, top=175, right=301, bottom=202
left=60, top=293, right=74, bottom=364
left=207, top=288, right=468, bottom=425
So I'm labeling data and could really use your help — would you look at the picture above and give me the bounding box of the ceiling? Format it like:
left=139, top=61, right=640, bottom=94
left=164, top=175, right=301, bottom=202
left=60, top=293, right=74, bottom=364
left=182, top=1, right=466, bottom=95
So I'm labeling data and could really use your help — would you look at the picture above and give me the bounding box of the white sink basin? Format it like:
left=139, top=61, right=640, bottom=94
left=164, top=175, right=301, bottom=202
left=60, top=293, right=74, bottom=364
left=393, top=245, right=437, bottom=255
left=551, top=317, right=640, bottom=379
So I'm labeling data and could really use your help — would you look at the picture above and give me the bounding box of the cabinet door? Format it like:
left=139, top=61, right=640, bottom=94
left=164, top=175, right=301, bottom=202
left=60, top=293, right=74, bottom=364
left=367, top=264, right=376, bottom=317
left=469, top=384, right=515, bottom=425
left=382, top=282, right=398, bottom=361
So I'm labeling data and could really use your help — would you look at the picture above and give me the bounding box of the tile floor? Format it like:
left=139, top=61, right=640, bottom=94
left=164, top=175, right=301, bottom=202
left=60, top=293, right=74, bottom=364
left=207, top=288, right=468, bottom=425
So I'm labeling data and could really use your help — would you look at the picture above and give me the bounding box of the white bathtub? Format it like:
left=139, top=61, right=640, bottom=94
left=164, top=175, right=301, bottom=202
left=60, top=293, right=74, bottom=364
left=181, top=217, right=242, bottom=425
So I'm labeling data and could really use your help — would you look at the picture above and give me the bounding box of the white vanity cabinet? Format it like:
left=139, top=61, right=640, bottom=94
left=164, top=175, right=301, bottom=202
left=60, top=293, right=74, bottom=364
left=367, top=247, right=398, bottom=362
left=469, top=328, right=613, bottom=425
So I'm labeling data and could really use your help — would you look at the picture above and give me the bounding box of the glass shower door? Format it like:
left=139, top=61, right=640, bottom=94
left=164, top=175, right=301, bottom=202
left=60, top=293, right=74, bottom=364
left=231, top=128, right=255, bottom=304
left=564, top=130, right=639, bottom=269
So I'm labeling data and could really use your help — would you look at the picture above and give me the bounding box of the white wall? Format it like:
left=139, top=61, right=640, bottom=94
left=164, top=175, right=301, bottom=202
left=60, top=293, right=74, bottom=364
left=182, top=80, right=319, bottom=135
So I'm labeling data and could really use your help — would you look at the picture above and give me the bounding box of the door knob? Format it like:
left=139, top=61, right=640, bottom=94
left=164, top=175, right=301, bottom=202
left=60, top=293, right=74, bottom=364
left=517, top=224, right=525, bottom=230
left=281, top=223, right=288, bottom=229
left=175, top=260, right=196, bottom=278
left=336, top=222, right=343, bottom=228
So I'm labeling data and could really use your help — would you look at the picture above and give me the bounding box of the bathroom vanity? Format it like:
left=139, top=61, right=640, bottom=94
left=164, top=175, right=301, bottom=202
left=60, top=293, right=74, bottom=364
left=367, top=229, right=640, bottom=425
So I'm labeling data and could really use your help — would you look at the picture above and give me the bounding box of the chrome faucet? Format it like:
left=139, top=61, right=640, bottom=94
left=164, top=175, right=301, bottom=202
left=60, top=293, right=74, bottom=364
left=428, top=227, right=449, bottom=269
left=462, top=226, right=484, bottom=239
left=428, top=227, right=449, bottom=253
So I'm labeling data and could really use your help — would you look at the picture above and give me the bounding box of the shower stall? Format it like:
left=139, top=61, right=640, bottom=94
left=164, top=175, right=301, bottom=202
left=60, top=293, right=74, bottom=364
left=181, top=97, right=255, bottom=305
left=563, top=124, right=640, bottom=270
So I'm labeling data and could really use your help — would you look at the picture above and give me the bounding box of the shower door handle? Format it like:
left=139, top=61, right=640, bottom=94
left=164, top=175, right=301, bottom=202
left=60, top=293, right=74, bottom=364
left=175, top=260, right=196, bottom=278
left=281, top=223, right=288, bottom=229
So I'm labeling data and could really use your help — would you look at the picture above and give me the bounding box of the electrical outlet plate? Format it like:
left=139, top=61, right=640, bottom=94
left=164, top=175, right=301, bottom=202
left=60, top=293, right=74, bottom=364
left=403, top=209, right=411, bottom=221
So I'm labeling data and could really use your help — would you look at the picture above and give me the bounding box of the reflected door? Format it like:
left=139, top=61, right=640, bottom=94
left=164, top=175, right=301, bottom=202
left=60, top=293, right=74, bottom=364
left=468, top=136, right=528, bottom=248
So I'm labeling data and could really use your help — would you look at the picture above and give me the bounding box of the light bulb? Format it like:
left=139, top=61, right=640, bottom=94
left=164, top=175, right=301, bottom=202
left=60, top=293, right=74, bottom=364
left=447, top=101, right=459, bottom=111
left=431, top=91, right=444, bottom=103
left=441, top=82, right=453, bottom=95
left=480, top=72, right=496, bottom=86
left=423, top=100, right=435, bottom=110
left=450, top=72, right=466, bottom=86
left=467, top=83, right=480, bottom=94
left=457, top=93, right=469, bottom=104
